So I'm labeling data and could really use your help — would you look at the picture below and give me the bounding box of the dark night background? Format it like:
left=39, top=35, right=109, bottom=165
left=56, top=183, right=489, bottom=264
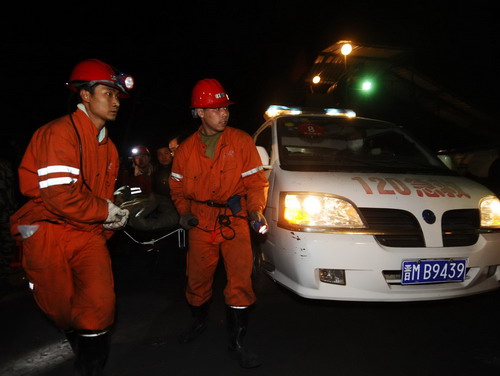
left=2, top=1, right=499, bottom=162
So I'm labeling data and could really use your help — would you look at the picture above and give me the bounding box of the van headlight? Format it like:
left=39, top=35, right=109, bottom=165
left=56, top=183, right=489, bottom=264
left=278, top=192, right=366, bottom=231
left=480, top=196, right=500, bottom=228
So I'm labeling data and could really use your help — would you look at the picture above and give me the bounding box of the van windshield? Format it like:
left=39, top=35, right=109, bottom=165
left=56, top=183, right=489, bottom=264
left=277, top=116, right=452, bottom=174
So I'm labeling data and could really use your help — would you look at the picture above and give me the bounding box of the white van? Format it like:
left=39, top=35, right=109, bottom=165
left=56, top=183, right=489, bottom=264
left=252, top=105, right=500, bottom=302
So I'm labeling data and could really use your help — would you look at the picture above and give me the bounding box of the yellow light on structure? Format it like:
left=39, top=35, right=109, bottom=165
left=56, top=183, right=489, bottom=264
left=341, top=43, right=352, bottom=56
left=312, top=75, right=321, bottom=84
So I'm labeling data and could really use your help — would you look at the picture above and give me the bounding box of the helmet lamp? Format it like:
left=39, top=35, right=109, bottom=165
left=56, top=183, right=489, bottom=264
left=116, top=73, right=134, bottom=91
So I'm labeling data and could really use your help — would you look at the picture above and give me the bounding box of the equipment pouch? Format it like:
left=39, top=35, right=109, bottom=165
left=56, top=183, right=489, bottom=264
left=227, top=195, right=242, bottom=215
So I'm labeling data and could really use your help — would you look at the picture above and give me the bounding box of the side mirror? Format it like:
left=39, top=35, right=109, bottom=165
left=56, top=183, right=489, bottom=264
left=256, top=146, right=272, bottom=170
left=437, top=154, right=454, bottom=170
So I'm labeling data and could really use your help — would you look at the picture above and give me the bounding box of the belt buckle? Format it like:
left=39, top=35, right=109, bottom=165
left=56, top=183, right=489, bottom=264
left=208, top=200, right=226, bottom=208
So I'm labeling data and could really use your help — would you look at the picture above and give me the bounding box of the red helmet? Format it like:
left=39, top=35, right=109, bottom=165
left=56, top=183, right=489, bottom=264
left=66, top=59, right=134, bottom=96
left=131, top=145, right=150, bottom=156
left=190, top=78, right=234, bottom=108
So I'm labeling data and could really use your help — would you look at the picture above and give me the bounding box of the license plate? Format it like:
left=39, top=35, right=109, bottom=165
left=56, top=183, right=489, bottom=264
left=401, top=259, right=467, bottom=285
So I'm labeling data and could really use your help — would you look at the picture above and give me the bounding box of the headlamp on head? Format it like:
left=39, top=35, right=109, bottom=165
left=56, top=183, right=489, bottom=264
left=115, top=73, right=134, bottom=92
left=130, top=145, right=150, bottom=158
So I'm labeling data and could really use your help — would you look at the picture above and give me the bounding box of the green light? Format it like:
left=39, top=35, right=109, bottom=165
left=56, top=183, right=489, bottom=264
left=357, top=77, right=375, bottom=95
left=361, top=80, right=372, bottom=91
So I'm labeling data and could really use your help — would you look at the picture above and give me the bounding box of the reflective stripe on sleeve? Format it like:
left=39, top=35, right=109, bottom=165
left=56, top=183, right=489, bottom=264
left=38, top=165, right=80, bottom=176
left=171, top=172, right=183, bottom=181
left=39, top=177, right=78, bottom=189
left=241, top=166, right=263, bottom=178
left=38, top=165, right=80, bottom=188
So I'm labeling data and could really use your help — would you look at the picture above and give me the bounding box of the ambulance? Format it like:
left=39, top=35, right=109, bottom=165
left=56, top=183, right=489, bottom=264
left=252, top=105, right=500, bottom=301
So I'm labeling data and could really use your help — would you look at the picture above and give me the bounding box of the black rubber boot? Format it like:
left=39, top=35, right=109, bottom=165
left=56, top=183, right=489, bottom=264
left=75, top=330, right=110, bottom=376
left=64, top=329, right=78, bottom=355
left=178, top=302, right=209, bottom=344
left=227, top=306, right=261, bottom=368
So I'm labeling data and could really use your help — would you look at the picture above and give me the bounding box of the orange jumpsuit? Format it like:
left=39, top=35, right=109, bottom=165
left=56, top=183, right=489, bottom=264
left=10, top=106, right=119, bottom=331
left=169, top=126, right=269, bottom=307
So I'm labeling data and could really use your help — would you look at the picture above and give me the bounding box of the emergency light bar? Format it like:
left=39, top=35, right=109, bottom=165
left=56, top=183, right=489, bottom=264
left=325, top=108, right=356, bottom=118
left=264, top=105, right=356, bottom=120
left=265, top=105, right=301, bottom=119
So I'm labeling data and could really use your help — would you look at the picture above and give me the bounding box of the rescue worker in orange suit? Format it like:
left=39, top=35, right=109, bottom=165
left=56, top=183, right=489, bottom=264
left=9, top=59, right=133, bottom=375
left=117, top=145, right=154, bottom=196
left=169, top=78, right=269, bottom=368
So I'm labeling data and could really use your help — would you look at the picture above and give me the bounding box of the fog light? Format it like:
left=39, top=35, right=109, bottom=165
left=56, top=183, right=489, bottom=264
left=487, top=265, right=498, bottom=278
left=319, top=269, right=346, bottom=285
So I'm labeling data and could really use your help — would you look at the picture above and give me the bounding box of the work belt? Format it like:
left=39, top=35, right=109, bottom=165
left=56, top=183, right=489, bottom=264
left=193, top=199, right=228, bottom=208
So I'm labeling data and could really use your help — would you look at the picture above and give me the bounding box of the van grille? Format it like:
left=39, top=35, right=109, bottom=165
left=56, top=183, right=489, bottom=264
left=442, top=209, right=479, bottom=246
left=359, top=208, right=479, bottom=247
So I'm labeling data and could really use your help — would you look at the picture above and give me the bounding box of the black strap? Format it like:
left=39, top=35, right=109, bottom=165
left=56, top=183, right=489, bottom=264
left=193, top=199, right=228, bottom=208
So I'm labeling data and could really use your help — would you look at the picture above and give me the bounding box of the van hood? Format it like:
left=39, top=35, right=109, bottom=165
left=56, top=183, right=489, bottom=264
left=274, top=170, right=495, bottom=213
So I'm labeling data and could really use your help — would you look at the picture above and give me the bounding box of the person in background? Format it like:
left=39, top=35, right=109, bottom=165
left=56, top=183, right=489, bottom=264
left=9, top=59, right=133, bottom=375
left=152, top=143, right=174, bottom=198
left=117, top=145, right=155, bottom=196
left=152, top=133, right=189, bottom=197
left=111, top=141, right=182, bottom=264
left=169, top=78, right=269, bottom=368
left=168, top=135, right=181, bottom=157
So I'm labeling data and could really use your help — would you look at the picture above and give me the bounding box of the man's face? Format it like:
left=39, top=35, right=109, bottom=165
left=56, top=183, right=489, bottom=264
left=157, top=147, right=172, bottom=166
left=168, top=138, right=179, bottom=156
left=82, top=84, right=121, bottom=127
left=133, top=154, right=151, bottom=169
left=198, top=107, right=229, bottom=135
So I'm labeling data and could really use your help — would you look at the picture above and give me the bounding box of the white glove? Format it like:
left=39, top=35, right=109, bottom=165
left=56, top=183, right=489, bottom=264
left=104, top=199, right=129, bottom=230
